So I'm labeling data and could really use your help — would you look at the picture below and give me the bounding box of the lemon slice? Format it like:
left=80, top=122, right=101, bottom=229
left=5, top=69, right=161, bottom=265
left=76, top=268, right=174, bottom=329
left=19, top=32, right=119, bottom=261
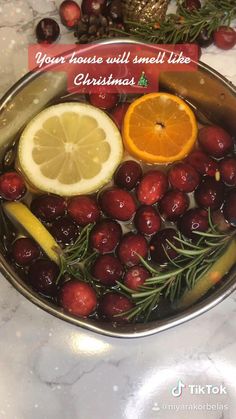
left=18, top=103, right=123, bottom=196
left=3, top=202, right=60, bottom=264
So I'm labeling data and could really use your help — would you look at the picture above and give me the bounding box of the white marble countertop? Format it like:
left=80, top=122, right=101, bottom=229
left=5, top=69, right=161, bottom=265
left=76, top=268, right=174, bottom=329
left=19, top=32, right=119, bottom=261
left=0, top=1, right=236, bottom=418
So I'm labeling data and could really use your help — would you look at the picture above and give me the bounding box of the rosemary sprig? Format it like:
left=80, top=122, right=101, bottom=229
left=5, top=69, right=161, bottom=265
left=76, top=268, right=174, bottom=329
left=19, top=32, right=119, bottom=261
left=120, top=0, right=236, bottom=44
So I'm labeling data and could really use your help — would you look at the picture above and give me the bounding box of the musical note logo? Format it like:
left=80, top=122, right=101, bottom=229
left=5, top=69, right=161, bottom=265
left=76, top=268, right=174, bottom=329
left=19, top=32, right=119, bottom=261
left=171, top=380, right=186, bottom=397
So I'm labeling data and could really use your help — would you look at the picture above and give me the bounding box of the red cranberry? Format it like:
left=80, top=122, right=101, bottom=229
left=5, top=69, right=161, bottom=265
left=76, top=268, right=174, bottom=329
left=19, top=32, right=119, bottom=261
left=28, top=259, right=59, bottom=296
left=0, top=171, right=26, bottom=201
left=195, top=177, right=225, bottom=210
left=110, top=102, right=130, bottom=130
left=123, top=266, right=149, bottom=291
left=183, top=0, right=201, bottom=11
left=168, top=163, right=200, bottom=192
left=99, top=187, right=137, bottom=221
left=68, top=195, right=100, bottom=226
left=31, top=195, right=66, bottom=222
left=12, top=238, right=40, bottom=266
left=50, top=217, right=79, bottom=246
left=90, top=219, right=122, bottom=254
left=59, top=0, right=81, bottom=28
left=59, top=280, right=97, bottom=317
left=91, top=254, right=123, bottom=286
left=99, top=292, right=134, bottom=321
left=187, top=150, right=219, bottom=177
left=219, top=157, right=236, bottom=187
left=198, top=125, right=233, bottom=158
left=150, top=229, right=179, bottom=265
left=213, top=26, right=236, bottom=50
left=134, top=205, right=161, bottom=235
left=114, top=160, right=142, bottom=190
left=89, top=92, right=119, bottom=110
left=81, top=0, right=106, bottom=16
left=159, top=190, right=189, bottom=221
left=35, top=18, right=60, bottom=44
left=223, top=189, right=236, bottom=227
left=137, top=170, right=168, bottom=205
left=178, top=208, right=209, bottom=239
left=117, top=233, right=148, bottom=267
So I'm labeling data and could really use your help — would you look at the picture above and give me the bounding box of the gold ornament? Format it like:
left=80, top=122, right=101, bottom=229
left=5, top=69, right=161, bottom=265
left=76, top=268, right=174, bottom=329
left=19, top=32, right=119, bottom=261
left=122, top=0, right=170, bottom=25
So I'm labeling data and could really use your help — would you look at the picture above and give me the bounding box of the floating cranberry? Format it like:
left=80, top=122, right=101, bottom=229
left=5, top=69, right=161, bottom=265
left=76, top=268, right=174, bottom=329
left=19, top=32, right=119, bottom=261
left=117, top=232, right=148, bottom=267
left=198, top=125, right=233, bottom=158
left=35, top=18, right=60, bottom=44
left=31, top=195, right=66, bottom=222
left=213, top=26, right=236, bottom=50
left=68, top=195, right=100, bottom=226
left=59, top=0, right=81, bottom=28
left=99, top=187, right=137, bottom=221
left=114, top=160, right=142, bottom=190
left=59, top=280, right=97, bottom=317
left=91, top=254, right=123, bottom=286
left=178, top=208, right=209, bottom=239
left=110, top=102, right=130, bottom=130
left=159, top=190, right=189, bottom=221
left=195, top=176, right=225, bottom=210
left=134, top=205, right=161, bottom=235
left=50, top=217, right=79, bottom=246
left=81, top=0, right=106, bottom=16
left=223, top=189, right=236, bottom=227
left=123, top=265, right=149, bottom=291
left=28, top=259, right=59, bottom=296
left=90, top=219, right=122, bottom=254
left=150, top=228, right=179, bottom=265
left=219, top=157, right=236, bottom=187
left=12, top=238, right=40, bottom=266
left=168, top=163, right=200, bottom=192
left=0, top=171, right=26, bottom=201
left=89, top=92, right=119, bottom=110
left=187, top=150, right=219, bottom=177
left=183, top=0, right=201, bottom=11
left=137, top=170, right=168, bottom=205
left=99, top=292, right=134, bottom=321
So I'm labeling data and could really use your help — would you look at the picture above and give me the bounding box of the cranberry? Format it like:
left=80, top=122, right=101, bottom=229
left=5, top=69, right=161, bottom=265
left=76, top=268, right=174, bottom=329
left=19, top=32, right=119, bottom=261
left=213, top=26, right=236, bottom=50
left=28, top=259, right=59, bottom=296
left=150, top=229, right=179, bottom=265
left=168, top=163, right=200, bottom=192
left=59, top=1, right=81, bottom=28
left=68, top=195, right=100, bottom=226
left=105, top=0, right=123, bottom=23
left=198, top=125, right=233, bottom=158
left=81, top=0, right=106, bottom=16
left=219, top=157, right=236, bottom=187
left=195, top=177, right=225, bottom=210
left=178, top=208, right=209, bottom=239
left=212, top=210, right=231, bottom=233
left=196, top=29, right=213, bottom=48
left=0, top=171, right=26, bottom=201
left=134, top=205, right=161, bottom=235
left=137, top=170, right=168, bottom=205
left=31, top=195, right=66, bottom=222
left=114, top=160, right=142, bottom=190
left=123, top=266, right=149, bottom=290
left=183, top=0, right=201, bottom=11
left=223, top=189, right=236, bottom=227
left=159, top=190, right=189, bottom=221
left=89, top=92, right=119, bottom=110
left=99, top=292, right=134, bottom=321
left=187, top=150, right=219, bottom=177
left=35, top=18, right=60, bottom=44
left=110, top=102, right=130, bottom=130
left=99, top=187, right=137, bottom=221
left=50, top=217, right=79, bottom=246
left=117, top=232, right=148, bottom=267
left=90, top=219, right=122, bottom=254
left=91, top=254, right=123, bottom=286
left=59, top=280, right=97, bottom=317
left=12, top=238, right=40, bottom=266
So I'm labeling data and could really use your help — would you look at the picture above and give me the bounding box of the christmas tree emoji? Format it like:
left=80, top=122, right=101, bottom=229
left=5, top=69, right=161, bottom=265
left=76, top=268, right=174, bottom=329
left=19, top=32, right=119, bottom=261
left=138, top=71, right=148, bottom=87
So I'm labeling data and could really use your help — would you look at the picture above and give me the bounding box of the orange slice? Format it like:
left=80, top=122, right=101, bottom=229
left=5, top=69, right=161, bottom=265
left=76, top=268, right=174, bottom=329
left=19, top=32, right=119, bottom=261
left=123, top=92, right=198, bottom=164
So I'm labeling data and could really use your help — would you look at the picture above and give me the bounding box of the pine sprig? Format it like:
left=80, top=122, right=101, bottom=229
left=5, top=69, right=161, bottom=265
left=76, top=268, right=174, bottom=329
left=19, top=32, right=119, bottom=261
left=120, top=0, right=236, bottom=44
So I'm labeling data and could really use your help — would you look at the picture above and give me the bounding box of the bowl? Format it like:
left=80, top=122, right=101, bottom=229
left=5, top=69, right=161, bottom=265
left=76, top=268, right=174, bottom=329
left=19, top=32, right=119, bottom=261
left=0, top=40, right=236, bottom=338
